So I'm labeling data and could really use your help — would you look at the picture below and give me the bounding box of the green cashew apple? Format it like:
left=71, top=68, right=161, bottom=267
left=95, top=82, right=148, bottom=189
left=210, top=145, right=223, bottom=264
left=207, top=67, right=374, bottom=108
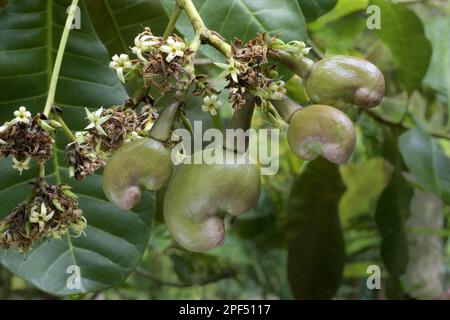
left=164, top=148, right=261, bottom=252
left=305, top=55, right=385, bottom=108
left=287, top=105, right=356, bottom=164
left=103, top=138, right=172, bottom=210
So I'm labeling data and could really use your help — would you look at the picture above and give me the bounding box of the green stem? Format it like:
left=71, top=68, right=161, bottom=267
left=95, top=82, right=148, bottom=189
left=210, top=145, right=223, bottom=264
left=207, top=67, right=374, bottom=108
left=149, top=101, right=180, bottom=142
left=270, top=96, right=303, bottom=123
left=53, top=114, right=76, bottom=142
left=43, top=0, right=79, bottom=117
left=223, top=93, right=256, bottom=153
left=163, top=4, right=183, bottom=39
left=269, top=49, right=315, bottom=79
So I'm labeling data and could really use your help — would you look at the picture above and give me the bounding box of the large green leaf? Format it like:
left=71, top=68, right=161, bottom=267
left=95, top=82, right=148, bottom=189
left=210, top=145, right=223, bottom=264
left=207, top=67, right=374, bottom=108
left=287, top=158, right=346, bottom=300
left=162, top=0, right=307, bottom=59
left=85, top=0, right=169, bottom=56
left=423, top=16, right=450, bottom=105
left=0, top=0, right=153, bottom=296
left=371, top=0, right=432, bottom=93
left=297, top=0, right=337, bottom=22
left=399, top=129, right=450, bottom=204
left=339, top=157, right=392, bottom=227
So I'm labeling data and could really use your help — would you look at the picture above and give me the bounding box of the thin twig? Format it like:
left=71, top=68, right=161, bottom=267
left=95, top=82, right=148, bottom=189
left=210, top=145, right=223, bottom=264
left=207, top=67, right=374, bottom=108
left=163, top=4, right=183, bottom=39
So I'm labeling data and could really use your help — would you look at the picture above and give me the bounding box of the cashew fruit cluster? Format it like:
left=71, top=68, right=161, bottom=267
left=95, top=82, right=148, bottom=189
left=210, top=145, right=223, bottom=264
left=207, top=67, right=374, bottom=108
left=272, top=55, right=384, bottom=164
left=164, top=148, right=261, bottom=252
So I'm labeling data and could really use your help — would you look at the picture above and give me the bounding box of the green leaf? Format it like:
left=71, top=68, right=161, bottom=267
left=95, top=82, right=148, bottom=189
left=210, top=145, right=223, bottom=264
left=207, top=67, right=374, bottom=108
left=0, top=155, right=154, bottom=296
left=85, top=0, right=169, bottom=56
left=162, top=0, right=307, bottom=59
left=339, top=157, right=392, bottom=227
left=0, top=0, right=153, bottom=296
left=287, top=158, right=346, bottom=300
left=399, top=129, right=450, bottom=203
left=375, top=170, right=412, bottom=277
left=371, top=0, right=432, bottom=93
left=0, top=0, right=129, bottom=128
left=309, top=0, right=368, bottom=30
left=297, top=0, right=337, bottom=22
left=423, top=16, right=450, bottom=105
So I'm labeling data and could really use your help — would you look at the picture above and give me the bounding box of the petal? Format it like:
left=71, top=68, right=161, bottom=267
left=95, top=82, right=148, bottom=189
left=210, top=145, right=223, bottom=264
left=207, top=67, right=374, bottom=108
left=159, top=45, right=171, bottom=54
left=231, top=72, right=239, bottom=83
left=44, top=211, right=55, bottom=221
left=117, top=67, right=126, bottom=83
left=166, top=53, right=175, bottom=63
left=136, top=50, right=147, bottom=62
left=210, top=108, right=218, bottom=116
left=85, top=123, right=95, bottom=130
left=96, top=125, right=108, bottom=136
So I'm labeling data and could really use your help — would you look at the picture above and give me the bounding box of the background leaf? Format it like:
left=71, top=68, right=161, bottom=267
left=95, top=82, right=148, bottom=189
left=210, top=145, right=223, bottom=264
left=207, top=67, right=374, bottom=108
left=399, top=128, right=450, bottom=204
left=297, top=0, right=337, bottom=22
left=0, top=0, right=153, bottom=296
left=162, top=0, right=307, bottom=60
left=371, top=0, right=432, bottom=93
left=85, top=0, right=169, bottom=57
left=287, top=158, right=346, bottom=300
left=423, top=16, right=450, bottom=106
left=339, top=157, right=392, bottom=227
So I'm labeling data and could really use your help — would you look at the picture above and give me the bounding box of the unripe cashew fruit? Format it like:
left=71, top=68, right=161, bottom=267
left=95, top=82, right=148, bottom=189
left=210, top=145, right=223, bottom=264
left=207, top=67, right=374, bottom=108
left=103, top=138, right=172, bottom=209
left=287, top=105, right=356, bottom=164
left=305, top=55, right=385, bottom=108
left=164, top=148, right=261, bottom=252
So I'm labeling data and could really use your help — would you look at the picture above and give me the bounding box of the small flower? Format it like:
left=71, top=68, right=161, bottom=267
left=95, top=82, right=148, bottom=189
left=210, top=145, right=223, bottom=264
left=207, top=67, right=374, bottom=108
left=214, top=57, right=240, bottom=82
left=29, top=203, right=55, bottom=232
left=109, top=54, right=133, bottom=83
left=84, top=107, right=111, bottom=136
left=74, top=131, right=86, bottom=144
left=12, top=156, right=31, bottom=174
left=0, top=122, right=10, bottom=134
left=11, top=106, right=32, bottom=125
left=125, top=131, right=142, bottom=143
left=202, top=95, right=222, bottom=116
left=159, top=36, right=186, bottom=63
left=131, top=33, right=160, bottom=62
left=269, top=80, right=287, bottom=100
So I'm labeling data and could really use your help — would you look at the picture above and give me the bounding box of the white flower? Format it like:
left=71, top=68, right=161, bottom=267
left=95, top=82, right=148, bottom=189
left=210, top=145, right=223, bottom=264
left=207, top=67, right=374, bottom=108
left=0, top=122, right=10, bottom=134
left=159, top=36, right=186, bottom=63
left=84, top=107, right=111, bottom=136
left=29, top=203, right=55, bottom=232
left=11, top=106, right=31, bottom=125
left=74, top=131, right=86, bottom=144
left=12, top=156, right=31, bottom=174
left=269, top=80, right=287, bottom=100
left=125, top=131, right=142, bottom=143
left=214, top=57, right=240, bottom=83
left=202, top=95, right=222, bottom=116
left=109, top=54, right=133, bottom=83
left=131, top=33, right=160, bottom=62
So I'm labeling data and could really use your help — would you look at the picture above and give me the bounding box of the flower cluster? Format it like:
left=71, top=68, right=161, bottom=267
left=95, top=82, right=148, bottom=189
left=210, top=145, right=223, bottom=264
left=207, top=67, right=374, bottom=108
left=215, top=34, right=290, bottom=109
left=0, top=184, right=86, bottom=252
left=109, top=28, right=194, bottom=96
left=66, top=105, right=158, bottom=180
left=0, top=106, right=56, bottom=174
